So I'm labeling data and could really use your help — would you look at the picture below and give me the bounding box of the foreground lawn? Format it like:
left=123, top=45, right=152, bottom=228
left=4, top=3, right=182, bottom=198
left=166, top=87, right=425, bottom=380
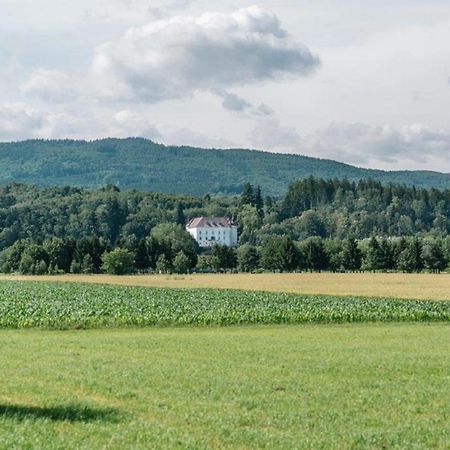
left=1, top=272, right=449, bottom=300
left=1, top=281, right=449, bottom=328
left=0, top=324, right=449, bottom=449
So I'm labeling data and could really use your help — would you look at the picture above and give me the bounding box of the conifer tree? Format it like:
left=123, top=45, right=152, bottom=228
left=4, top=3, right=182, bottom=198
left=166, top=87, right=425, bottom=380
left=365, top=237, right=382, bottom=271
left=254, top=185, right=264, bottom=218
left=241, top=183, right=254, bottom=206
left=175, top=202, right=186, bottom=226
left=342, top=238, right=362, bottom=271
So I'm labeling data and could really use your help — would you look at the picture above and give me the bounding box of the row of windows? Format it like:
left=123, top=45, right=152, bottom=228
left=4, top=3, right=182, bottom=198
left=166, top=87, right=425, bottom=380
left=198, top=230, right=229, bottom=237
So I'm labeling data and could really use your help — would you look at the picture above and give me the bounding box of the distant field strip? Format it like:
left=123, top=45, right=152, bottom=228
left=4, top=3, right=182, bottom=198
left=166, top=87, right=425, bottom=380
left=1, top=272, right=449, bottom=300
left=0, top=281, right=449, bottom=329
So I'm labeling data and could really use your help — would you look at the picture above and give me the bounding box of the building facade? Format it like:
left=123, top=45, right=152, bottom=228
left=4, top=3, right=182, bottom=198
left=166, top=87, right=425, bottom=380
left=186, top=217, right=238, bottom=248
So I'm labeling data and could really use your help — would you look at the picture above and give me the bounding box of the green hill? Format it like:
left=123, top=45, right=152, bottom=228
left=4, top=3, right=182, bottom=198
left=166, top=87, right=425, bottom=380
left=0, top=138, right=448, bottom=196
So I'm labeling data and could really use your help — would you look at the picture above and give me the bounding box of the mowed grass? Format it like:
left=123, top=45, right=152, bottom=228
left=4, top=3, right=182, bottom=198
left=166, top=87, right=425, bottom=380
left=0, top=324, right=449, bottom=449
left=1, top=272, right=449, bottom=300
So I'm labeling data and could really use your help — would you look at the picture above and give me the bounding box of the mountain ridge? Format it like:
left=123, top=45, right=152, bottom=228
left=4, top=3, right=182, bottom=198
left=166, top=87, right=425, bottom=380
left=0, top=138, right=448, bottom=196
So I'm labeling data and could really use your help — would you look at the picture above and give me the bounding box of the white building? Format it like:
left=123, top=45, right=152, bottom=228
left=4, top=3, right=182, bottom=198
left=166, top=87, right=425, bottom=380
left=186, top=217, right=238, bottom=248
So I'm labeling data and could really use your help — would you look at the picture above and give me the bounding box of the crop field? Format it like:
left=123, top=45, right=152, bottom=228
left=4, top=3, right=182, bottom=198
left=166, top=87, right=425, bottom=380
left=1, top=272, right=449, bottom=300
left=1, top=324, right=449, bottom=449
left=0, top=281, right=449, bottom=329
left=1, top=280, right=449, bottom=448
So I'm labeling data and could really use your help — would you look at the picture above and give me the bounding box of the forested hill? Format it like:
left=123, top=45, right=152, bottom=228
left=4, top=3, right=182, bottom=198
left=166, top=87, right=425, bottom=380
left=0, top=138, right=449, bottom=196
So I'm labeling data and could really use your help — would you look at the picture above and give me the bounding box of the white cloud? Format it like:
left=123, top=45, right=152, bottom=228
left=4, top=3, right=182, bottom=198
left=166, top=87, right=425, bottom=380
left=93, top=6, right=320, bottom=103
left=0, top=102, right=236, bottom=148
left=247, top=120, right=450, bottom=171
left=0, top=103, right=49, bottom=141
left=2, top=1, right=450, bottom=173
left=249, top=118, right=301, bottom=151
left=113, top=109, right=161, bottom=139
left=103, top=108, right=235, bottom=147
left=301, top=123, right=450, bottom=171
left=156, top=123, right=236, bottom=149
left=2, top=97, right=449, bottom=172
left=21, top=69, right=79, bottom=103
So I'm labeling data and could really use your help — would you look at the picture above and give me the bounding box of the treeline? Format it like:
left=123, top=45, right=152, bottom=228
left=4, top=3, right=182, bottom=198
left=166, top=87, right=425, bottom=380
left=0, top=223, right=198, bottom=275
left=271, top=178, right=450, bottom=238
left=1, top=178, right=448, bottom=250
left=0, top=183, right=204, bottom=250
left=255, top=235, right=449, bottom=273
left=1, top=234, right=449, bottom=275
left=0, top=178, right=449, bottom=275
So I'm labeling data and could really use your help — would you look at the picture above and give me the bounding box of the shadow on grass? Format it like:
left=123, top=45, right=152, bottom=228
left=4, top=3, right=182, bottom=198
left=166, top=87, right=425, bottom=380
left=0, top=404, right=122, bottom=422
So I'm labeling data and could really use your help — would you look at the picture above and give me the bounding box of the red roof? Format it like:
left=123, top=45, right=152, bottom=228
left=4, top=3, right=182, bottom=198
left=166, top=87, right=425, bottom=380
left=186, top=216, right=236, bottom=229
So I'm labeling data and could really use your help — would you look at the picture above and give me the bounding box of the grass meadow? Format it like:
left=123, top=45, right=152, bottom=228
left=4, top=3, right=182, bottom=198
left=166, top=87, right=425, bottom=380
left=1, top=272, right=449, bottom=300
left=1, top=324, right=449, bottom=449
left=0, top=278, right=449, bottom=448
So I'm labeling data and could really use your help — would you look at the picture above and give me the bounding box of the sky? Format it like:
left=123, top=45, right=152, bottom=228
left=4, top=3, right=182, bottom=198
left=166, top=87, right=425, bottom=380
left=1, top=0, right=450, bottom=172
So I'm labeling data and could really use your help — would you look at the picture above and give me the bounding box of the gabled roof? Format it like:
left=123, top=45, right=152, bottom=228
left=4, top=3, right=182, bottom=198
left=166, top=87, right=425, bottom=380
left=186, top=216, right=236, bottom=229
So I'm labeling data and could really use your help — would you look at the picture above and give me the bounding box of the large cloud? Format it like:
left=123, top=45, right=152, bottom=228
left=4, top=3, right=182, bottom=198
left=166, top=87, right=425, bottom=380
left=93, top=6, right=320, bottom=103
left=2, top=99, right=449, bottom=172
left=247, top=120, right=450, bottom=171
left=0, top=103, right=49, bottom=141
left=303, top=123, right=450, bottom=171
left=0, top=102, right=237, bottom=149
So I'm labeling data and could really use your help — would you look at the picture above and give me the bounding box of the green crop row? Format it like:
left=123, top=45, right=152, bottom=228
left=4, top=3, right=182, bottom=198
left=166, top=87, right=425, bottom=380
left=0, top=281, right=449, bottom=329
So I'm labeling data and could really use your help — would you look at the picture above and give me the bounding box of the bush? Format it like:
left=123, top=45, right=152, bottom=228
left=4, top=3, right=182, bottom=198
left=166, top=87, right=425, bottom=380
left=173, top=251, right=190, bottom=274
left=82, top=254, right=95, bottom=274
left=237, top=244, right=259, bottom=272
left=70, top=260, right=81, bottom=274
left=35, top=260, right=48, bottom=275
left=101, top=248, right=135, bottom=275
left=156, top=254, right=171, bottom=274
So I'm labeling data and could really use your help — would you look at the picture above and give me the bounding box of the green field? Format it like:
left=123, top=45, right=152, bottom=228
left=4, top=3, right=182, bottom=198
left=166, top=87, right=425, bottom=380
left=0, top=281, right=449, bottom=329
left=1, top=281, right=449, bottom=448
left=1, top=324, right=449, bottom=449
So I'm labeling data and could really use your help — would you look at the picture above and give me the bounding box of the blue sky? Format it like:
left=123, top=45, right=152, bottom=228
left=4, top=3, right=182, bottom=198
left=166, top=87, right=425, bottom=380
left=1, top=0, right=449, bottom=171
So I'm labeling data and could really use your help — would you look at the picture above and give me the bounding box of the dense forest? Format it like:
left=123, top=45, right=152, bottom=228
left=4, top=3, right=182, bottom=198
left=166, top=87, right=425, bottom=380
left=1, top=138, right=450, bottom=196
left=0, top=178, right=448, bottom=274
